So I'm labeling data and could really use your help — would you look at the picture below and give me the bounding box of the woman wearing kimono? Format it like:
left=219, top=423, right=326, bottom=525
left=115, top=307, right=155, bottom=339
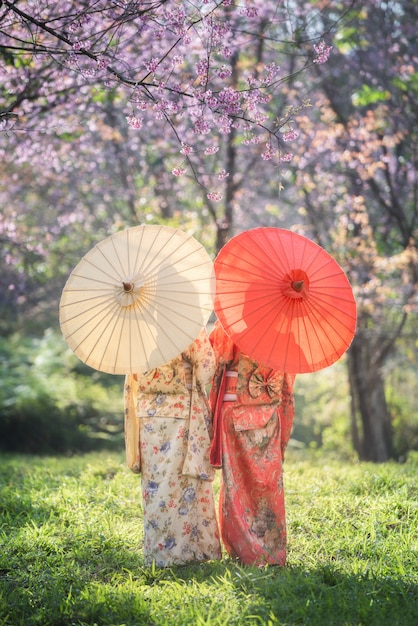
left=209, top=320, right=295, bottom=566
left=124, top=328, right=222, bottom=567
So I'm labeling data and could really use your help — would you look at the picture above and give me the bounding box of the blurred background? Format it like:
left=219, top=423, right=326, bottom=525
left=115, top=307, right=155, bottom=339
left=1, top=0, right=417, bottom=462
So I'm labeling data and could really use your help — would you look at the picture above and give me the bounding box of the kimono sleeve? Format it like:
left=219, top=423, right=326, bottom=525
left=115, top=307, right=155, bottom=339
left=187, top=328, right=216, bottom=387
left=124, top=374, right=141, bottom=474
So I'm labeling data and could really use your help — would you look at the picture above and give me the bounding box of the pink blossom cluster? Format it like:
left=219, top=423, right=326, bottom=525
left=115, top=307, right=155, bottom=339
left=261, top=143, right=274, bottom=160
left=282, top=128, right=298, bottom=142
left=126, top=115, right=143, bottom=129
left=313, top=41, right=332, bottom=64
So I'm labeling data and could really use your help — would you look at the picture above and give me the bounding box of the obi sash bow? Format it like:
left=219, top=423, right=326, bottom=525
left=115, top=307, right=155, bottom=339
left=248, top=369, right=284, bottom=399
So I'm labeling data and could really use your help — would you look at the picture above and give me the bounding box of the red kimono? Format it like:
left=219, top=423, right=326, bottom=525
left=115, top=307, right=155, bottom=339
left=209, top=321, right=295, bottom=566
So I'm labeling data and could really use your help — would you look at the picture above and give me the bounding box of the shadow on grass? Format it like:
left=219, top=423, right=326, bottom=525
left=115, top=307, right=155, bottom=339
left=2, top=537, right=417, bottom=626
left=1, top=451, right=417, bottom=626
left=165, top=559, right=418, bottom=626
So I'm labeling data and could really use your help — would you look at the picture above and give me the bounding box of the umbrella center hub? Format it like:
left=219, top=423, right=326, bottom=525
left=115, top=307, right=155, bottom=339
left=292, top=280, right=304, bottom=292
left=115, top=273, right=146, bottom=307
left=284, top=270, right=310, bottom=299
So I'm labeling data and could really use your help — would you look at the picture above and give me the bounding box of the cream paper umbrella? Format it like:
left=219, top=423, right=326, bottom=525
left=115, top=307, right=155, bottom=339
left=59, top=225, right=215, bottom=375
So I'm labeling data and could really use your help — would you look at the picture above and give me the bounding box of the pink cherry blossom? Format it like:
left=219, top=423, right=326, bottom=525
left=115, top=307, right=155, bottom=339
left=313, top=41, right=332, bottom=64
left=207, top=191, right=223, bottom=202
left=126, top=115, right=143, bottom=129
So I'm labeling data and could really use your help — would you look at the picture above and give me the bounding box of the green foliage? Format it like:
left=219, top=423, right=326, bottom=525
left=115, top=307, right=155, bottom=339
left=293, top=359, right=356, bottom=459
left=2, top=332, right=417, bottom=460
left=352, top=84, right=391, bottom=107
left=386, top=370, right=418, bottom=460
left=0, top=331, right=123, bottom=454
left=0, top=450, right=417, bottom=625
left=392, top=71, right=418, bottom=97
left=293, top=357, right=418, bottom=460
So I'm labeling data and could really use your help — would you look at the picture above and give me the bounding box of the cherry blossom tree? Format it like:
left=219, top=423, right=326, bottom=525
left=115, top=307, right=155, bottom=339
left=285, top=0, right=418, bottom=461
left=0, top=0, right=337, bottom=176
left=0, top=0, right=351, bottom=329
left=0, top=0, right=348, bottom=215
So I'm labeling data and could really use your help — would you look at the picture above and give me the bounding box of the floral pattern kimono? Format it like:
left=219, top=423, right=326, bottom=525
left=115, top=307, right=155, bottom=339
left=209, top=321, right=295, bottom=566
left=124, top=328, right=222, bottom=567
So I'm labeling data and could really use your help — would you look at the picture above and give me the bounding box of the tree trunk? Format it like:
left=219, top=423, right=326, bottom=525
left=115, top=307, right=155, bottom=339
left=347, top=336, right=395, bottom=462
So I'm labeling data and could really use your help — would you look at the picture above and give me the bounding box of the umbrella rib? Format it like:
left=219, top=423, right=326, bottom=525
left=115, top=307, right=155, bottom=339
left=294, top=299, right=350, bottom=371
left=216, top=286, right=280, bottom=316
left=81, top=253, right=124, bottom=283
left=70, top=266, right=122, bottom=287
left=165, top=275, right=213, bottom=287
left=160, top=256, right=214, bottom=281
left=232, top=291, right=288, bottom=341
left=151, top=299, right=206, bottom=332
left=61, top=294, right=117, bottom=326
left=127, top=226, right=186, bottom=282
left=62, top=283, right=117, bottom=291
left=156, top=293, right=212, bottom=310
left=91, top=305, right=127, bottom=374
left=271, top=295, right=354, bottom=371
left=305, top=285, right=357, bottom=318
left=132, top=225, right=145, bottom=273
left=311, top=288, right=358, bottom=309
left=129, top=297, right=168, bottom=372
left=233, top=237, right=279, bottom=268
left=300, top=300, right=336, bottom=368
left=60, top=293, right=115, bottom=311
left=143, top=230, right=211, bottom=281
left=220, top=286, right=354, bottom=372
left=146, top=305, right=204, bottom=365
left=217, top=251, right=282, bottom=283
left=125, top=292, right=207, bottom=371
left=242, top=229, right=297, bottom=276
left=108, top=230, right=128, bottom=280
left=308, top=260, right=341, bottom=283
left=165, top=242, right=208, bottom=270
left=135, top=225, right=175, bottom=278
left=251, top=299, right=321, bottom=372
left=216, top=283, right=356, bottom=328
left=132, top=305, right=152, bottom=372
left=306, top=298, right=357, bottom=336
left=97, top=305, right=128, bottom=375
left=66, top=301, right=119, bottom=357
left=295, top=302, right=322, bottom=371
left=264, top=303, right=299, bottom=371
left=126, top=229, right=131, bottom=278
left=62, top=303, right=116, bottom=346
left=134, top=305, right=181, bottom=368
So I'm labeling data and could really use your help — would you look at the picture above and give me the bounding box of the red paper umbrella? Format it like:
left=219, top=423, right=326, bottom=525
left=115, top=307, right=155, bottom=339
left=214, top=228, right=357, bottom=373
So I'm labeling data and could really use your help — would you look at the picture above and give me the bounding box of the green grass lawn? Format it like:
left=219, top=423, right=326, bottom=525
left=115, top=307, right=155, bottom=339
left=0, top=447, right=417, bottom=625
